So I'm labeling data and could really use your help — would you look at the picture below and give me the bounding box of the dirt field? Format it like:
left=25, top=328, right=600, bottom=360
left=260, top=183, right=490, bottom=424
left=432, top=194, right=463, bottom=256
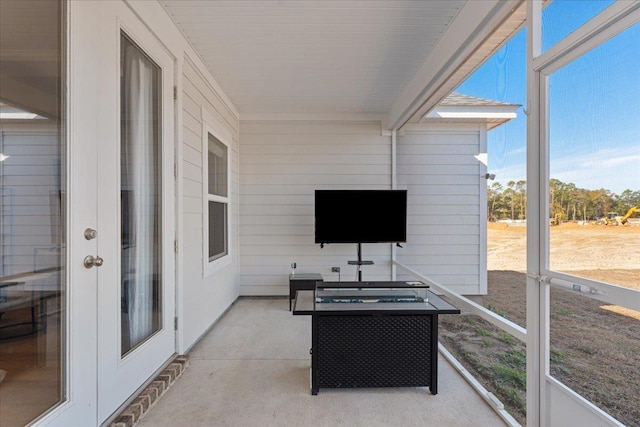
left=439, top=222, right=640, bottom=426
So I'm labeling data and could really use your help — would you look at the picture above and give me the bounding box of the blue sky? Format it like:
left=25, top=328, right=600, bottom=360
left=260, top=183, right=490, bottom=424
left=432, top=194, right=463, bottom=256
left=456, top=0, right=640, bottom=195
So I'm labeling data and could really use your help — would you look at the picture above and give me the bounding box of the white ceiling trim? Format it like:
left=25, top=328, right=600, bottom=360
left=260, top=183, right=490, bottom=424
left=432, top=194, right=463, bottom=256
left=384, top=0, right=523, bottom=131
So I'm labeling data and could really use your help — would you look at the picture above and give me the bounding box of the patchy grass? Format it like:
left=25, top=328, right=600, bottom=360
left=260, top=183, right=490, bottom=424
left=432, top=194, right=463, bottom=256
left=476, top=327, right=492, bottom=336
left=497, top=332, right=519, bottom=345
left=500, top=349, right=526, bottom=369
left=573, top=345, right=597, bottom=356
left=492, top=364, right=526, bottom=388
left=554, top=307, right=574, bottom=317
left=440, top=314, right=527, bottom=424
left=550, top=348, right=568, bottom=364
left=481, top=338, right=493, bottom=348
left=440, top=268, right=640, bottom=427
left=487, top=304, right=509, bottom=319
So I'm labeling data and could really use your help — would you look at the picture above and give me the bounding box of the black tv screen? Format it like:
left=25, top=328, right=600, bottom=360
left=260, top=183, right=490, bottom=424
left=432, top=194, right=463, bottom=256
left=315, top=190, right=407, bottom=244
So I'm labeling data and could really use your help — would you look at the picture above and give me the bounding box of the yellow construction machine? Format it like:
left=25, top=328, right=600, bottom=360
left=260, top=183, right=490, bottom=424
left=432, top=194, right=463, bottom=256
left=550, top=212, right=562, bottom=226
left=596, top=212, right=619, bottom=225
left=620, top=206, right=639, bottom=225
left=596, top=206, right=639, bottom=225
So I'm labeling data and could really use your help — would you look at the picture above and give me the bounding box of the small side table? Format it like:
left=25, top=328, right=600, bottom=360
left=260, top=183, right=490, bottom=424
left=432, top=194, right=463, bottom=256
left=289, top=273, right=323, bottom=311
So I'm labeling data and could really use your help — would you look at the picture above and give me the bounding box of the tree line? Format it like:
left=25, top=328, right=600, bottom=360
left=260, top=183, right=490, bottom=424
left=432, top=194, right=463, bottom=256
left=487, top=179, right=640, bottom=221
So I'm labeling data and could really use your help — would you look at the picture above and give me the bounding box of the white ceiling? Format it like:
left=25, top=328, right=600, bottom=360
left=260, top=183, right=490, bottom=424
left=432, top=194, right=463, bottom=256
left=160, top=0, right=522, bottom=123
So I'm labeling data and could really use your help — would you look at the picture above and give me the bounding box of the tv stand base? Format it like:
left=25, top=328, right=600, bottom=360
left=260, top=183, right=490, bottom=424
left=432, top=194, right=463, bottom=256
left=349, top=243, right=374, bottom=281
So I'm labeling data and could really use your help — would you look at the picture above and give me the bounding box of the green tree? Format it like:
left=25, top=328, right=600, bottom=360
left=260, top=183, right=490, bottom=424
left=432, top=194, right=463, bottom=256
left=505, top=181, right=516, bottom=220
left=515, top=180, right=526, bottom=220
left=486, top=178, right=638, bottom=223
left=564, top=183, right=577, bottom=220
left=488, top=182, right=504, bottom=221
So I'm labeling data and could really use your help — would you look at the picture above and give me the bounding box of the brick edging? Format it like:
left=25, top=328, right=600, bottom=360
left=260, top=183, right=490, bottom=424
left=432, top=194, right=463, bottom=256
left=110, top=355, right=189, bottom=427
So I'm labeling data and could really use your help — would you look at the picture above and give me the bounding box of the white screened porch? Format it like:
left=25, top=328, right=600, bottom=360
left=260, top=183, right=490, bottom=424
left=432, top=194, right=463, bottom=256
left=1, top=1, right=638, bottom=426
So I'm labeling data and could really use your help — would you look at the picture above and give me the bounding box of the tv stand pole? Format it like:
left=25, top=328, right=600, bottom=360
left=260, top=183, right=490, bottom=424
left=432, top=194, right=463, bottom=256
left=348, top=243, right=374, bottom=282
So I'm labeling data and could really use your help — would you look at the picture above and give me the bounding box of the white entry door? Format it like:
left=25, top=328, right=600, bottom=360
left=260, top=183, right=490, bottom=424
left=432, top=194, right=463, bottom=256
left=94, top=1, right=176, bottom=423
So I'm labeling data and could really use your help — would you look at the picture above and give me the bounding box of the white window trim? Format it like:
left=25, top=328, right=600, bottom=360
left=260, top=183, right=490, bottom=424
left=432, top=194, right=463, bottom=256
left=201, top=107, right=232, bottom=276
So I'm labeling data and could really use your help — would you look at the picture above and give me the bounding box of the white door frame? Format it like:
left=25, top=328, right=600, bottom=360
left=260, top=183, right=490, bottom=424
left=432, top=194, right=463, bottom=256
left=95, top=0, right=176, bottom=423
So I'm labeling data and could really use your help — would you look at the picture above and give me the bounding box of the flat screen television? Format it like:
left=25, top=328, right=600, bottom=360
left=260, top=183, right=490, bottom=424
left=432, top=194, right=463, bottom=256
left=315, top=190, right=407, bottom=244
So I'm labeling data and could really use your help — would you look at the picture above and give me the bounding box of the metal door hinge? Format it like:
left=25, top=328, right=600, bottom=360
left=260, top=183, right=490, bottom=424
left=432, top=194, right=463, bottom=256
left=174, top=162, right=178, bottom=178
left=174, top=317, right=178, bottom=330
left=174, top=240, right=178, bottom=253
left=173, top=86, right=178, bottom=100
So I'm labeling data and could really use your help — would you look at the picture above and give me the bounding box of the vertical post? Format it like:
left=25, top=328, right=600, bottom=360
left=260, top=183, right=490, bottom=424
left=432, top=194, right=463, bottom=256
left=391, top=130, right=397, bottom=281
left=430, top=314, right=438, bottom=395
left=349, top=243, right=371, bottom=281
left=357, top=242, right=363, bottom=282
left=311, top=313, right=319, bottom=395
left=478, top=126, right=488, bottom=295
left=526, top=2, right=545, bottom=426
left=174, top=56, right=184, bottom=353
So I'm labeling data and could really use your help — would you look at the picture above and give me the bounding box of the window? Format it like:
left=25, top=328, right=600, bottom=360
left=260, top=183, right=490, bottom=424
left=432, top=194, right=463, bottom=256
left=120, top=33, right=162, bottom=355
left=203, top=122, right=230, bottom=270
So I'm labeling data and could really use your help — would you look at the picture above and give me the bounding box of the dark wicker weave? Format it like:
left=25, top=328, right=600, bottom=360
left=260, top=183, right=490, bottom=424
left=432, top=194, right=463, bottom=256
left=316, top=314, right=432, bottom=389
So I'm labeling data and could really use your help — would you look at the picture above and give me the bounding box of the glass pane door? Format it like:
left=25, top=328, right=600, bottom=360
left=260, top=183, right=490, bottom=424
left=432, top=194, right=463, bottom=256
left=119, top=34, right=162, bottom=356
left=0, top=0, right=66, bottom=424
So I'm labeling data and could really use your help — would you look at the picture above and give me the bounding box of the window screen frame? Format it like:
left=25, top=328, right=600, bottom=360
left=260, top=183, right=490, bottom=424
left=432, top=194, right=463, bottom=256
left=202, top=112, right=232, bottom=275
left=526, top=1, right=640, bottom=424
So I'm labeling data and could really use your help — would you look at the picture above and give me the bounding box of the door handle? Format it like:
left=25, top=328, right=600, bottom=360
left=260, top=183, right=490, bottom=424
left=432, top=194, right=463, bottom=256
left=84, top=255, right=104, bottom=269
left=84, top=228, right=97, bottom=240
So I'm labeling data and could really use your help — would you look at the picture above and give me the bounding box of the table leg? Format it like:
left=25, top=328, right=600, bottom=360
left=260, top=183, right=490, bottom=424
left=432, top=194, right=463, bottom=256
left=311, top=315, right=319, bottom=395
left=430, top=314, right=438, bottom=395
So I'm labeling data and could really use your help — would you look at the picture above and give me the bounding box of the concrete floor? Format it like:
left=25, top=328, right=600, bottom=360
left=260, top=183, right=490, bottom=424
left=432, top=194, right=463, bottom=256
left=138, top=297, right=507, bottom=427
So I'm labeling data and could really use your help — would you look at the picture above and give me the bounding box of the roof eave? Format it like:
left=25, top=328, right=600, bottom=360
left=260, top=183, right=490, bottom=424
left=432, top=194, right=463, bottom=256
left=416, top=116, right=516, bottom=130
left=418, top=103, right=519, bottom=130
left=384, top=0, right=525, bottom=131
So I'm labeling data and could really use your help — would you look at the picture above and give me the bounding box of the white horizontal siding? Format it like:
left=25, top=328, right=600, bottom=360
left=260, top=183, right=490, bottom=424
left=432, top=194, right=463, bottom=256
left=0, top=125, right=61, bottom=278
left=241, top=244, right=389, bottom=257
left=242, top=163, right=389, bottom=175
left=239, top=183, right=390, bottom=195
left=239, top=121, right=486, bottom=295
left=243, top=143, right=390, bottom=155
left=396, top=126, right=485, bottom=295
left=243, top=154, right=389, bottom=165
left=179, top=56, right=240, bottom=350
left=240, top=173, right=391, bottom=186
left=241, top=264, right=392, bottom=288
left=239, top=120, right=392, bottom=295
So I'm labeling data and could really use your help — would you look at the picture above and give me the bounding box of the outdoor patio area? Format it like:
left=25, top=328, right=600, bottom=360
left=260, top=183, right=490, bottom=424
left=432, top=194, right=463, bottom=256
left=136, top=297, right=506, bottom=427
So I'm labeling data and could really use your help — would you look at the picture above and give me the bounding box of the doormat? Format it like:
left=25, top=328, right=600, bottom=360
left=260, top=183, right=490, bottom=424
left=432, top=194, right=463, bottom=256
left=110, top=355, right=189, bottom=427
